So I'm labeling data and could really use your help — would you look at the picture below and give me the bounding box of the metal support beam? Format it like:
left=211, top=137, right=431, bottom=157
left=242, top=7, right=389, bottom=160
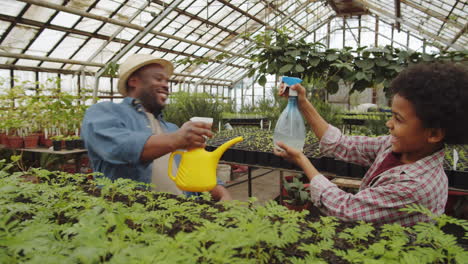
left=375, top=16, right=379, bottom=47
left=79, top=1, right=148, bottom=72
left=0, top=52, right=233, bottom=83
left=362, top=1, right=464, bottom=50
left=444, top=23, right=468, bottom=51
left=0, top=51, right=103, bottom=67
left=17, top=0, right=247, bottom=58
left=394, top=0, right=401, bottom=31
left=260, top=0, right=310, bottom=34
left=216, top=0, right=267, bottom=26
left=196, top=0, right=314, bottom=90
left=358, top=15, right=361, bottom=46
left=93, top=0, right=183, bottom=101
left=400, top=0, right=463, bottom=30
left=0, top=14, right=246, bottom=69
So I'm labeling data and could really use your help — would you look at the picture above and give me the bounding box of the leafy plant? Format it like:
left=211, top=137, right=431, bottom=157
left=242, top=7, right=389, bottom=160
left=283, top=176, right=310, bottom=206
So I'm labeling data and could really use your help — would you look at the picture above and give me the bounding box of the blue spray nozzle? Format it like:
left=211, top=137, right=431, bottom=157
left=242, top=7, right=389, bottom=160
left=281, top=76, right=302, bottom=86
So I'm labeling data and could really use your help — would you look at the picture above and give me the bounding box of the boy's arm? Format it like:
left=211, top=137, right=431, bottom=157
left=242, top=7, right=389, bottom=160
left=320, top=126, right=390, bottom=167
left=309, top=176, right=425, bottom=224
left=291, top=84, right=388, bottom=166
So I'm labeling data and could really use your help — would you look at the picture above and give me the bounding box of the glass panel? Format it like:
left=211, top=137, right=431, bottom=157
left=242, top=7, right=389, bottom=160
left=23, top=5, right=55, bottom=22
left=71, top=38, right=106, bottom=61
left=41, top=62, right=64, bottom=68
left=74, top=18, right=104, bottom=33
left=2, top=25, right=39, bottom=53
left=50, top=11, right=81, bottom=28
left=0, top=0, right=26, bottom=16
left=28, top=29, right=65, bottom=54
left=16, top=59, right=40, bottom=67
left=48, top=35, right=86, bottom=59
left=0, top=21, right=11, bottom=36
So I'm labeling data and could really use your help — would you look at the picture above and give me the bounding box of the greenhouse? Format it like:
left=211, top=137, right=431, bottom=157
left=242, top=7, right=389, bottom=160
left=0, top=0, right=467, bottom=263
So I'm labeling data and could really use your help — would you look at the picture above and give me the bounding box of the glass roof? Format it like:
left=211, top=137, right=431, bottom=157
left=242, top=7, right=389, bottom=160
left=0, top=0, right=466, bottom=88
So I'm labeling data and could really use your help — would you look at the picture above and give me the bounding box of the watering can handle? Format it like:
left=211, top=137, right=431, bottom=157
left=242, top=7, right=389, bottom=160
left=168, top=150, right=184, bottom=182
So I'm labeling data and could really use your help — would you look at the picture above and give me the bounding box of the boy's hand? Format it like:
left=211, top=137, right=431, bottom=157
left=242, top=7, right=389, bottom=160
left=273, top=141, right=305, bottom=167
left=278, top=84, right=308, bottom=108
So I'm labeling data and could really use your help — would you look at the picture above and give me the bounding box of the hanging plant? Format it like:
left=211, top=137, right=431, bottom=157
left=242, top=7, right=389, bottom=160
left=103, top=61, right=120, bottom=77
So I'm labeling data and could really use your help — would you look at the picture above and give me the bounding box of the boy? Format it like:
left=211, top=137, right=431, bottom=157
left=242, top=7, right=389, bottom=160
left=274, top=63, right=468, bottom=226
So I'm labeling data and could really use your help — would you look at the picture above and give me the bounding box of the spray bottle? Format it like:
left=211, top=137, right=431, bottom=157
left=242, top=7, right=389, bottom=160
left=273, top=76, right=306, bottom=151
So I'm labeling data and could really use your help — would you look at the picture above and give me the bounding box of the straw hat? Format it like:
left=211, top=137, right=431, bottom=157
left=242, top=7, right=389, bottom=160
left=117, top=54, right=174, bottom=96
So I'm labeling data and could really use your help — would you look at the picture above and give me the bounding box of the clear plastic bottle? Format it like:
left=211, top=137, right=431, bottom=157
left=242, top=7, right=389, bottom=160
left=273, top=77, right=306, bottom=151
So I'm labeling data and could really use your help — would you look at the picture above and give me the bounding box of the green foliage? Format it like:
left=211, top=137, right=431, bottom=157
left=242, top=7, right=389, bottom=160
left=0, top=158, right=467, bottom=263
left=163, top=91, right=224, bottom=129
left=246, top=29, right=468, bottom=95
left=0, top=77, right=94, bottom=137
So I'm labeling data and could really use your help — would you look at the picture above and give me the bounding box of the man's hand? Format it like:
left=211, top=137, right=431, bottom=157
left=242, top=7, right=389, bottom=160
left=174, top=121, right=213, bottom=150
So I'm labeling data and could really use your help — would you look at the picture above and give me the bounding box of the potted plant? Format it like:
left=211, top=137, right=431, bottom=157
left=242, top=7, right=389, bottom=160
left=282, top=176, right=311, bottom=211
left=50, top=135, right=65, bottom=151
left=64, top=135, right=76, bottom=150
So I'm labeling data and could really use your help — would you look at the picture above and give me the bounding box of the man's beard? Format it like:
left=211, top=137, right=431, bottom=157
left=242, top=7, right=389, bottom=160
left=138, top=87, right=164, bottom=115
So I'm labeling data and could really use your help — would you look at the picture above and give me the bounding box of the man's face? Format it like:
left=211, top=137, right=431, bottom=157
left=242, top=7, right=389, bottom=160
left=131, top=64, right=169, bottom=114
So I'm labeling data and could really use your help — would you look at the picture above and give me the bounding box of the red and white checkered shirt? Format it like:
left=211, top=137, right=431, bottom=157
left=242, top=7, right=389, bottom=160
left=310, top=125, right=447, bottom=226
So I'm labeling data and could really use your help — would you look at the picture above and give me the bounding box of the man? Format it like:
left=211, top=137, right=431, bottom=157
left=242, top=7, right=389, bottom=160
left=81, top=54, right=231, bottom=201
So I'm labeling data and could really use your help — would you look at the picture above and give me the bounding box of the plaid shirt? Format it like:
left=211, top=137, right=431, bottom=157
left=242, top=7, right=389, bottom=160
left=310, top=125, right=447, bottom=226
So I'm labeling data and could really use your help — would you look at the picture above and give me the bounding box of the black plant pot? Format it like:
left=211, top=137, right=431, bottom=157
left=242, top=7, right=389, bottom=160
left=450, top=171, right=468, bottom=190
left=334, top=160, right=349, bottom=176
left=280, top=158, right=295, bottom=170
left=221, top=148, right=234, bottom=162
left=445, top=170, right=454, bottom=186
left=65, top=140, right=75, bottom=150
left=52, top=140, right=62, bottom=151
left=309, top=157, right=324, bottom=171
left=232, top=149, right=245, bottom=164
left=74, top=139, right=85, bottom=149
left=269, top=153, right=281, bottom=168
left=244, top=150, right=257, bottom=165
left=350, top=163, right=366, bottom=178
left=322, top=157, right=335, bottom=173
left=258, top=151, right=270, bottom=166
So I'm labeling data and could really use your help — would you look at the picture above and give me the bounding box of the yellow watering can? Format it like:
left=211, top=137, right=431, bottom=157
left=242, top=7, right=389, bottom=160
left=168, top=136, right=243, bottom=192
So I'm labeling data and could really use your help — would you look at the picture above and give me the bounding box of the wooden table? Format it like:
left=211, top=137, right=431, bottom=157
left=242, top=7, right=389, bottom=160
left=17, top=147, right=88, bottom=172
left=18, top=148, right=87, bottom=155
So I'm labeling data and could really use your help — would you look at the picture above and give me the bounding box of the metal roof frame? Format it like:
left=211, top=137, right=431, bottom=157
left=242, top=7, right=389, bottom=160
left=0, top=0, right=465, bottom=99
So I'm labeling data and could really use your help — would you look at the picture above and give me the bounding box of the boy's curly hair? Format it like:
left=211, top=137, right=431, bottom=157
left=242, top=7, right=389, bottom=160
left=391, top=62, right=468, bottom=144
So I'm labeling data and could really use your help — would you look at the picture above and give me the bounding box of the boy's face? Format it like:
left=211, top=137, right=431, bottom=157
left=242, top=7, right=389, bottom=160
left=386, top=94, right=435, bottom=162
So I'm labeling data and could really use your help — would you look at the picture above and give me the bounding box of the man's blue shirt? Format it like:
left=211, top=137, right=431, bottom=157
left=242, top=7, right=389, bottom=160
left=81, top=97, right=179, bottom=184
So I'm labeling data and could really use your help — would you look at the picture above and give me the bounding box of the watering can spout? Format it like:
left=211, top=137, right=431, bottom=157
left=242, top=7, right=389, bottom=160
left=212, top=136, right=243, bottom=160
